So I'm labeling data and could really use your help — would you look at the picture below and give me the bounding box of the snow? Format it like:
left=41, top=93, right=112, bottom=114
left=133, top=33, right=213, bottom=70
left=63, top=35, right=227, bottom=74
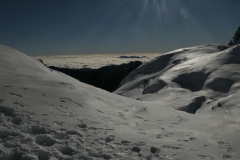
left=115, top=44, right=240, bottom=116
left=1, top=44, right=240, bottom=159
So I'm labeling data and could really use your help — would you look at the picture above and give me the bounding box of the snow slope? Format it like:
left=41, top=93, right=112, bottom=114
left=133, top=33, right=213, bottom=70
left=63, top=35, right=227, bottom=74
left=115, top=44, right=240, bottom=116
left=0, top=45, right=240, bottom=160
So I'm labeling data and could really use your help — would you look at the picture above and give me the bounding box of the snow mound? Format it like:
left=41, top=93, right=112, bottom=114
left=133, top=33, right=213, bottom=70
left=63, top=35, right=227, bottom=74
left=1, top=45, right=240, bottom=159
left=115, top=44, right=240, bottom=116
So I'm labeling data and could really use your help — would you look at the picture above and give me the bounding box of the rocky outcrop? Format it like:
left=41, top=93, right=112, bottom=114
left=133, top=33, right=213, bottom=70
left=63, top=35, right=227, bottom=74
left=229, top=27, right=240, bottom=46
left=49, top=61, right=142, bottom=92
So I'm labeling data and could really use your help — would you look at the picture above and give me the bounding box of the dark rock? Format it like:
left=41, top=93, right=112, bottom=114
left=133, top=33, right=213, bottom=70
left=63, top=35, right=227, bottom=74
left=229, top=27, right=240, bottom=46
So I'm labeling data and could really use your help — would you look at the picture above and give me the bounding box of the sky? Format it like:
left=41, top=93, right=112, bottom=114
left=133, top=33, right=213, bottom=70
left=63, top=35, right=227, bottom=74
left=0, top=0, right=239, bottom=56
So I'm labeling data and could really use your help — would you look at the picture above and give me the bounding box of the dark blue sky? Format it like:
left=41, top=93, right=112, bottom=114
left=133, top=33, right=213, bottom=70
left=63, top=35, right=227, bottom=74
left=0, top=0, right=239, bottom=56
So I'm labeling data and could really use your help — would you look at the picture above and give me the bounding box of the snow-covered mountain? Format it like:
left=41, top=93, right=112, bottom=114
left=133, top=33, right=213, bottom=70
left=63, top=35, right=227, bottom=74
left=115, top=44, right=240, bottom=116
left=1, top=44, right=240, bottom=160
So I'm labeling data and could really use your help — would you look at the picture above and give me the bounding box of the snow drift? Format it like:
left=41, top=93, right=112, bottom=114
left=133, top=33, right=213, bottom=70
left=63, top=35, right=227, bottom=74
left=0, top=45, right=240, bottom=159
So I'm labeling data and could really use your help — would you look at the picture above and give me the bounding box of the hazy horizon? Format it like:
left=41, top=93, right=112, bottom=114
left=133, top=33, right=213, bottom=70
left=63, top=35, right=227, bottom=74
left=0, top=0, right=239, bottom=56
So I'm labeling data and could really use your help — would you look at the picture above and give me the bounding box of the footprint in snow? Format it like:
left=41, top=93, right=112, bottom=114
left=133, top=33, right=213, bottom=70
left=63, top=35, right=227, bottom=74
left=11, top=116, right=23, bottom=125
left=3, top=85, right=12, bottom=88
left=150, top=147, right=160, bottom=154
left=78, top=123, right=88, bottom=129
left=35, top=134, right=57, bottom=146
left=9, top=93, right=23, bottom=97
left=105, top=135, right=115, bottom=142
left=197, top=154, right=214, bottom=159
left=131, top=146, right=141, bottom=153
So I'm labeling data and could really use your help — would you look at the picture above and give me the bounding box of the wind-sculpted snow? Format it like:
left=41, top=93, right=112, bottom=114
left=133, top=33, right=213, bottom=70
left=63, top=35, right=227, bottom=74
left=0, top=45, right=240, bottom=159
left=116, top=44, right=240, bottom=116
